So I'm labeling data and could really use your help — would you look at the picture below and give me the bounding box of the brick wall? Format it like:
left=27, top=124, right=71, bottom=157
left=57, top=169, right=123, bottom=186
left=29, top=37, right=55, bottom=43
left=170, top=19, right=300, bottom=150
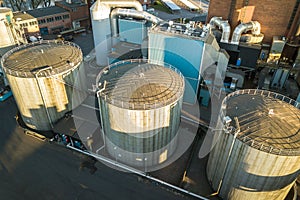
left=207, top=0, right=232, bottom=22
left=55, top=2, right=90, bottom=29
left=37, top=13, right=72, bottom=34
left=207, top=0, right=299, bottom=43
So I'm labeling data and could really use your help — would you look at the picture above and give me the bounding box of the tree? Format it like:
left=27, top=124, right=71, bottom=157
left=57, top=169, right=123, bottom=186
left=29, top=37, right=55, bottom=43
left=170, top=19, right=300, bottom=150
left=3, top=0, right=51, bottom=11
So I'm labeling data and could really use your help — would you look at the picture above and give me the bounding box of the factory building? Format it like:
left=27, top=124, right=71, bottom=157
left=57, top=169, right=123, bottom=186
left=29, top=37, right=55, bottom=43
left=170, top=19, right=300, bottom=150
left=0, top=7, right=26, bottom=48
left=207, top=89, right=300, bottom=200
left=207, top=0, right=300, bottom=43
left=96, top=59, right=184, bottom=167
left=1, top=40, right=87, bottom=131
left=148, top=22, right=229, bottom=104
left=91, top=0, right=229, bottom=105
left=0, top=7, right=27, bottom=89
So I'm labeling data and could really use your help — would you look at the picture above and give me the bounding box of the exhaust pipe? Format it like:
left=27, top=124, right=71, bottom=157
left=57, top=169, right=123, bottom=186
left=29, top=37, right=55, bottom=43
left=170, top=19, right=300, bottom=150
left=231, top=21, right=261, bottom=45
left=111, top=8, right=164, bottom=37
left=90, top=0, right=144, bottom=66
left=209, top=17, right=231, bottom=43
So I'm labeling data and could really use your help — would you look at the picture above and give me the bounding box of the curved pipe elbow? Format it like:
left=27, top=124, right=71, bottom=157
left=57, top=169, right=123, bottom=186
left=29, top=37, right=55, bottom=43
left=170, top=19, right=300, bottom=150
left=220, top=21, right=230, bottom=43
left=111, top=8, right=164, bottom=37
left=209, top=17, right=230, bottom=43
left=231, top=21, right=261, bottom=44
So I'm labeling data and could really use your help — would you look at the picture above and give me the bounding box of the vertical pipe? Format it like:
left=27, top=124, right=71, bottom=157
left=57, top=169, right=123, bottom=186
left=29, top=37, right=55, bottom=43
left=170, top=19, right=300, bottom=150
left=216, top=117, right=240, bottom=195
left=34, top=66, right=53, bottom=129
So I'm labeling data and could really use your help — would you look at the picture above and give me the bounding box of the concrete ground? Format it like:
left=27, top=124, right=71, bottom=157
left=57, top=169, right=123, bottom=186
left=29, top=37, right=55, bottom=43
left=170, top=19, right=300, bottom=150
left=0, top=97, right=198, bottom=200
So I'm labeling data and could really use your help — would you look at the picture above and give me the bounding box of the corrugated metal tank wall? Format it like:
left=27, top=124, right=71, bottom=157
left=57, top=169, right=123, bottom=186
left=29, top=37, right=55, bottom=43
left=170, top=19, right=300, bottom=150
left=97, top=60, right=184, bottom=167
left=100, top=98, right=182, bottom=167
left=6, top=63, right=87, bottom=131
left=2, top=41, right=87, bottom=131
left=207, top=132, right=300, bottom=200
left=206, top=89, right=300, bottom=200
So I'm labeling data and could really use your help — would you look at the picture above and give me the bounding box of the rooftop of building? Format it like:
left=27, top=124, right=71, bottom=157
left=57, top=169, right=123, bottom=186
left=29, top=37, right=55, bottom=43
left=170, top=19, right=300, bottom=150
left=97, top=60, right=185, bottom=110
left=55, top=0, right=87, bottom=8
left=108, top=41, right=141, bottom=59
left=1, top=40, right=82, bottom=78
left=13, top=11, right=35, bottom=21
left=27, top=6, right=68, bottom=18
left=0, top=7, right=11, bottom=13
left=150, top=21, right=211, bottom=42
left=223, top=89, right=300, bottom=155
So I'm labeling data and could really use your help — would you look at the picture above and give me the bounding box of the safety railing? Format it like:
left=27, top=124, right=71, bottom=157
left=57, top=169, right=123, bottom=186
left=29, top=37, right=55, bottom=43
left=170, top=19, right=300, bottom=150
left=220, top=89, right=300, bottom=156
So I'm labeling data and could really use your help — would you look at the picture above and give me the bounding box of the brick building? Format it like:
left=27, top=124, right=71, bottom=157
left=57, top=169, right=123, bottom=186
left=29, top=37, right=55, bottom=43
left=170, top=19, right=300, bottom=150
left=27, top=6, right=72, bottom=35
left=207, top=0, right=300, bottom=43
left=13, top=11, right=40, bottom=38
left=55, top=0, right=90, bottom=30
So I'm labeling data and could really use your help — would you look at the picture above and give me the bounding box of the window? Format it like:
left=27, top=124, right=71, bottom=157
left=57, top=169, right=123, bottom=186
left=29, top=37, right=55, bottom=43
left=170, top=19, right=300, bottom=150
left=72, top=8, right=77, bottom=12
left=55, top=16, right=62, bottom=21
left=63, top=14, right=69, bottom=19
left=22, top=22, right=28, bottom=27
left=46, top=17, right=54, bottom=23
left=38, top=19, right=46, bottom=24
left=29, top=21, right=37, bottom=26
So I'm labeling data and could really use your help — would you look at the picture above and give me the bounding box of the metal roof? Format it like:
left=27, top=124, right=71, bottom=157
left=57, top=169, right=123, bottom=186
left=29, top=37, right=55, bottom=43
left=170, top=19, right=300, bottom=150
left=13, top=11, right=35, bottom=21
left=97, top=60, right=185, bottom=110
left=1, top=40, right=82, bottom=78
left=27, top=6, right=68, bottom=18
left=223, top=89, right=300, bottom=155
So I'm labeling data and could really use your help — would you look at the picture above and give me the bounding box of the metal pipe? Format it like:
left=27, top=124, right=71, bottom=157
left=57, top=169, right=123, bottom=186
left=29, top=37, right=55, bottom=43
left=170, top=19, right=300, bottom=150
left=231, top=21, right=261, bottom=45
left=33, top=66, right=53, bottom=129
left=91, top=0, right=143, bottom=20
left=110, top=8, right=164, bottom=37
left=96, top=80, right=107, bottom=151
left=90, top=0, right=143, bottom=66
left=66, top=144, right=209, bottom=200
left=216, top=117, right=240, bottom=195
left=209, top=17, right=231, bottom=43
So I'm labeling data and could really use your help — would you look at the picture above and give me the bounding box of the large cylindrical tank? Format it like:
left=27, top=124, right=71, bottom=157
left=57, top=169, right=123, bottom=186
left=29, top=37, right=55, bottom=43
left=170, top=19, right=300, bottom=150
left=207, top=89, right=300, bottom=200
left=1, top=40, right=87, bottom=131
left=97, top=59, right=184, bottom=167
left=0, top=7, right=15, bottom=48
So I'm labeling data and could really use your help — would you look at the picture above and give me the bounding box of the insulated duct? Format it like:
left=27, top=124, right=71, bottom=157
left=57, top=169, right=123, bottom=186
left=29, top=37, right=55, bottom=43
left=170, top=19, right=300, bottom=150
left=91, top=0, right=143, bottom=20
left=111, top=8, right=164, bottom=37
left=209, top=16, right=231, bottom=43
left=231, top=21, right=261, bottom=45
left=90, top=0, right=143, bottom=66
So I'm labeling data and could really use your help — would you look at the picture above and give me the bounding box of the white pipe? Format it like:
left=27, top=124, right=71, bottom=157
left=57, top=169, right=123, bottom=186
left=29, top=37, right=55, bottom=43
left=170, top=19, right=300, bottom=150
left=110, top=8, right=164, bottom=37
left=231, top=21, right=261, bottom=45
left=209, top=17, right=231, bottom=43
left=91, top=0, right=143, bottom=21
left=90, top=0, right=143, bottom=66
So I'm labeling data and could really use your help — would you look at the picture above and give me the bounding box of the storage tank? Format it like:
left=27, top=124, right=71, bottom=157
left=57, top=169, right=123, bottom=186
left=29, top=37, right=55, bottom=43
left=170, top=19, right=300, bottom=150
left=96, top=59, right=184, bottom=168
left=207, top=89, right=300, bottom=200
left=1, top=40, right=87, bottom=131
left=0, top=7, right=15, bottom=48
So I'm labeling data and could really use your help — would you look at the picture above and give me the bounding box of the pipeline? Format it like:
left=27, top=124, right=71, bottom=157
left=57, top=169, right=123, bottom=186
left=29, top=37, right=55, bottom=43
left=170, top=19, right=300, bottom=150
left=111, top=8, right=164, bottom=37
left=91, top=0, right=143, bottom=20
left=231, top=21, right=261, bottom=45
left=209, top=17, right=231, bottom=43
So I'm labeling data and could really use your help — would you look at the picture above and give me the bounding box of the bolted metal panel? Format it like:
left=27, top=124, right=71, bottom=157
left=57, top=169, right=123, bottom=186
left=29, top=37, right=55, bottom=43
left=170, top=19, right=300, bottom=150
left=97, top=59, right=184, bottom=167
left=207, top=89, right=300, bottom=200
left=1, top=40, right=87, bottom=131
